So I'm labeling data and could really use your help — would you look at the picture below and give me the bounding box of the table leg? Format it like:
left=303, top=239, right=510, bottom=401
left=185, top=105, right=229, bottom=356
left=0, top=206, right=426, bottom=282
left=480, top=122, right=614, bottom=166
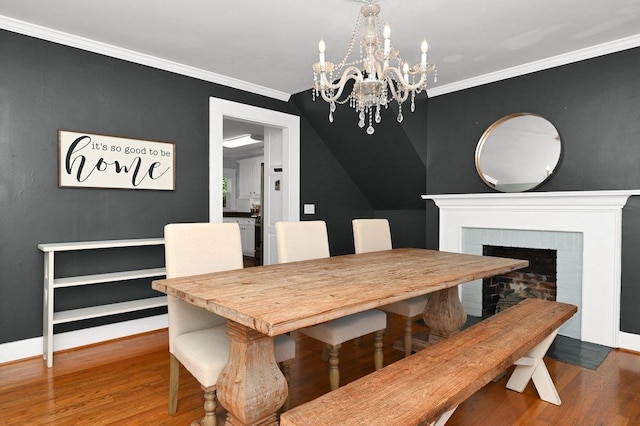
left=422, top=286, right=467, bottom=344
left=217, top=321, right=287, bottom=426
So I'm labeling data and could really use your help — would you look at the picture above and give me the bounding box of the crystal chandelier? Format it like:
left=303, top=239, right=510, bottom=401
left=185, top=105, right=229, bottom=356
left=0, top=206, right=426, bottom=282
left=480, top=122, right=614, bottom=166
left=312, top=0, right=436, bottom=135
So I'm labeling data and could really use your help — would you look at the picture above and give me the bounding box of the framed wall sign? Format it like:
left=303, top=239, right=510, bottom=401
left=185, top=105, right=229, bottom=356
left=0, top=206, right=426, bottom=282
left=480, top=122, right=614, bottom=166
left=59, top=130, right=176, bottom=190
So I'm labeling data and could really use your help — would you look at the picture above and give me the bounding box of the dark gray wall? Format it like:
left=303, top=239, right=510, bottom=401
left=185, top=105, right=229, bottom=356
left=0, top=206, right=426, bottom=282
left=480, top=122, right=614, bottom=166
left=425, top=47, right=640, bottom=334
left=3, top=26, right=640, bottom=347
left=291, top=82, right=429, bottom=253
left=298, top=116, right=374, bottom=255
left=0, top=30, right=307, bottom=344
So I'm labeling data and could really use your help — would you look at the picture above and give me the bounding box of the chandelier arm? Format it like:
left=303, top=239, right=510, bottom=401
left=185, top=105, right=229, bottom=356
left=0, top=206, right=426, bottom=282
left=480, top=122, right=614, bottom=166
left=318, top=66, right=364, bottom=90
left=315, top=66, right=364, bottom=102
left=385, top=80, right=410, bottom=103
left=384, top=67, right=428, bottom=92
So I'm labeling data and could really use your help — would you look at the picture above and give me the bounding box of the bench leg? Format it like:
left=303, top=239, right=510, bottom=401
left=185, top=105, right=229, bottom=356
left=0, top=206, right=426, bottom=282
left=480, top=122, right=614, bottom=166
left=506, top=328, right=562, bottom=405
left=430, top=406, right=457, bottom=426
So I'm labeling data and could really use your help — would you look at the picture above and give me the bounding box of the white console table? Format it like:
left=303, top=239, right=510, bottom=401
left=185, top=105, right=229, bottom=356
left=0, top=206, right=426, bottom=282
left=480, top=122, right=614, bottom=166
left=38, top=238, right=166, bottom=367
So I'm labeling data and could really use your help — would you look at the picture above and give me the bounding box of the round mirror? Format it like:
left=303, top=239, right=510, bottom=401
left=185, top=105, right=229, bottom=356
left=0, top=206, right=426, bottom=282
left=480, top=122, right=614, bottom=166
left=475, top=113, right=561, bottom=192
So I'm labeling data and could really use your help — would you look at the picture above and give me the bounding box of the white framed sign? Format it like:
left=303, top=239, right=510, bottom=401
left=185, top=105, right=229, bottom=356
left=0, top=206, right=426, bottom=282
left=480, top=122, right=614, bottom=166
left=59, top=130, right=175, bottom=190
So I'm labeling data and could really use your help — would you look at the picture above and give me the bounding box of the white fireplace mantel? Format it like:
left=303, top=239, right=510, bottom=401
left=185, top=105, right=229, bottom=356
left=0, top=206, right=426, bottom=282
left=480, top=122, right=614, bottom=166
left=422, top=190, right=640, bottom=209
left=422, top=190, right=640, bottom=350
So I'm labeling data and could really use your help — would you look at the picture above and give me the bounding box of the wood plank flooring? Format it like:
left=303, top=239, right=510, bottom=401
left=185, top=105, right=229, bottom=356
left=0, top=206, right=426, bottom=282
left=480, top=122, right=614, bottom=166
left=1, top=314, right=640, bottom=425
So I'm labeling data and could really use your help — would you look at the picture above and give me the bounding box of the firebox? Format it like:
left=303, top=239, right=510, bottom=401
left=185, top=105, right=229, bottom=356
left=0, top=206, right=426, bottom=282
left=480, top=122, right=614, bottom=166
left=482, top=245, right=557, bottom=318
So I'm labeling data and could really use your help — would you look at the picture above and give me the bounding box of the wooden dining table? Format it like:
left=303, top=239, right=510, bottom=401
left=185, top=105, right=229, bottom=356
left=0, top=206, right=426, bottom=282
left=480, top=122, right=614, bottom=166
left=152, top=248, right=527, bottom=426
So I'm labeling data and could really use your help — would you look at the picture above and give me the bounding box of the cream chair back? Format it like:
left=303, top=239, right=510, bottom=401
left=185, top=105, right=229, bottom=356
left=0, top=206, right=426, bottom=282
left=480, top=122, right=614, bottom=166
left=275, top=220, right=330, bottom=263
left=352, top=219, right=392, bottom=253
left=164, top=222, right=243, bottom=352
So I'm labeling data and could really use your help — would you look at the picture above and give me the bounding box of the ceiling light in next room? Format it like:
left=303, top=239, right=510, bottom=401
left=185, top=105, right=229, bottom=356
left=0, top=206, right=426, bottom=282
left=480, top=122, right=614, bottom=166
left=222, top=134, right=262, bottom=148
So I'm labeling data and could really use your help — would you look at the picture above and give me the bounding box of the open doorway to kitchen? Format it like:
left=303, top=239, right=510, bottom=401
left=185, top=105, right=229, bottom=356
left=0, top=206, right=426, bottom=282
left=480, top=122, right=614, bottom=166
left=209, top=97, right=300, bottom=265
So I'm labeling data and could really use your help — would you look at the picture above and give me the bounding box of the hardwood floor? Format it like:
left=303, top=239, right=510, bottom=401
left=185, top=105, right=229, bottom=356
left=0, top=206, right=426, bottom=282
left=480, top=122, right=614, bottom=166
left=2, top=315, right=640, bottom=425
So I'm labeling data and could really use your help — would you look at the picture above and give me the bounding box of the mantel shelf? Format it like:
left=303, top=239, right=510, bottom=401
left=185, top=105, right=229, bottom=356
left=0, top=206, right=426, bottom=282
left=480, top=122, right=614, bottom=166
left=422, top=190, right=640, bottom=209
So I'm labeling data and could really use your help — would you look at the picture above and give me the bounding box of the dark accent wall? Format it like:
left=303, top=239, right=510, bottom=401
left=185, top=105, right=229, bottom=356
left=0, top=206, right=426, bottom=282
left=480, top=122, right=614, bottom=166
left=291, top=85, right=429, bottom=252
left=0, top=28, right=395, bottom=346
left=3, top=26, right=640, bottom=348
left=298, top=116, right=374, bottom=255
left=425, top=47, right=640, bottom=334
left=0, top=29, right=307, bottom=344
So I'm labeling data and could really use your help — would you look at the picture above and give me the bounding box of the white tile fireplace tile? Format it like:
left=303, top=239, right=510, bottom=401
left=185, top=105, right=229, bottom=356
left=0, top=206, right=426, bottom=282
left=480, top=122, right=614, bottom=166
left=461, top=228, right=582, bottom=339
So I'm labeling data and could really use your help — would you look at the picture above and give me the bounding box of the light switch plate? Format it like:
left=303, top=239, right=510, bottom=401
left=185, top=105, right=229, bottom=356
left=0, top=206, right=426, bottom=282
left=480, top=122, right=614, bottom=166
left=303, top=204, right=315, bottom=215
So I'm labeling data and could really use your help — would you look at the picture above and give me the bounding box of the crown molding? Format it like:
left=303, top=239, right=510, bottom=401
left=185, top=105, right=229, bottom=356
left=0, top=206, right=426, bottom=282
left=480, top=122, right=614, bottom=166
left=427, top=33, right=640, bottom=97
left=3, top=14, right=640, bottom=102
left=0, top=15, right=291, bottom=102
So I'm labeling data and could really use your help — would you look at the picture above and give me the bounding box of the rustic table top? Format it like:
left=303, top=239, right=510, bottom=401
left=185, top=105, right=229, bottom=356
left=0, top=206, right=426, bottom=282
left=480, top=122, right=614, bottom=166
left=152, top=248, right=527, bottom=336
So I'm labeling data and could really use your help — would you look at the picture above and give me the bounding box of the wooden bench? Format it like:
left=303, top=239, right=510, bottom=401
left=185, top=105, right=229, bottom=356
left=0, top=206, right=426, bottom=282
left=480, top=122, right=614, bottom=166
left=280, top=298, right=577, bottom=426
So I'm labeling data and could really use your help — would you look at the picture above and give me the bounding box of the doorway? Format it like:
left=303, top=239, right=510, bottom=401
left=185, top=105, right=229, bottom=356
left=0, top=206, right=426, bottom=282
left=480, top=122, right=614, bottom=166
left=209, top=97, right=300, bottom=265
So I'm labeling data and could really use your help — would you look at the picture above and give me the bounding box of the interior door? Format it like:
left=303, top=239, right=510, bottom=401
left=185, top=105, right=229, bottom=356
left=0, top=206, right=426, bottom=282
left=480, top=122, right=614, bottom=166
left=263, top=127, right=284, bottom=265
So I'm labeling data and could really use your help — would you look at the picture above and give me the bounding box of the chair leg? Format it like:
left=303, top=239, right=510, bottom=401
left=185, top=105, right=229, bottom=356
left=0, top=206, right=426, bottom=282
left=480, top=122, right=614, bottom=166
left=403, top=317, right=413, bottom=357
left=321, top=343, right=329, bottom=361
left=279, top=360, right=293, bottom=412
left=169, top=353, right=179, bottom=414
left=201, top=386, right=217, bottom=426
left=328, top=343, right=341, bottom=391
left=374, top=330, right=384, bottom=370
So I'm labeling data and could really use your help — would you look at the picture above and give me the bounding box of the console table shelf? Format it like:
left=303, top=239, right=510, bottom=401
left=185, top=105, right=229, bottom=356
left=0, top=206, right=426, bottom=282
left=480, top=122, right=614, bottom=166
left=52, top=296, right=168, bottom=324
left=39, top=238, right=166, bottom=367
left=52, top=267, right=167, bottom=288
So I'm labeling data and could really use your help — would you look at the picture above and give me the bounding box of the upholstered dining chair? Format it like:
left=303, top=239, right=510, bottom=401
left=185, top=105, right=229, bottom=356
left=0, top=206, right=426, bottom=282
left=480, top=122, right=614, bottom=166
left=352, top=218, right=429, bottom=357
left=275, top=220, right=386, bottom=391
left=165, top=223, right=296, bottom=425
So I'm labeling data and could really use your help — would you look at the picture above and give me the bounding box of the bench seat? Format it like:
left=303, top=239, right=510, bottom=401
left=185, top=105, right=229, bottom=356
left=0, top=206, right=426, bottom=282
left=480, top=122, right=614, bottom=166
left=280, top=298, right=577, bottom=426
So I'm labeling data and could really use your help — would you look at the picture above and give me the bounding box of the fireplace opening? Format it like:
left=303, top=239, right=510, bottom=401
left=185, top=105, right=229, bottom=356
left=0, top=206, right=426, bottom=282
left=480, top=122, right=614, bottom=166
left=482, top=245, right=557, bottom=318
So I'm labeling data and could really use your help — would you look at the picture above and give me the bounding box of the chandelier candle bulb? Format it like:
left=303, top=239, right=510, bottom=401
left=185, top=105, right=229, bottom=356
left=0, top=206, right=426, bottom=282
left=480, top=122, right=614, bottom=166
left=421, top=39, right=428, bottom=67
left=318, top=39, right=326, bottom=68
left=383, top=24, right=391, bottom=56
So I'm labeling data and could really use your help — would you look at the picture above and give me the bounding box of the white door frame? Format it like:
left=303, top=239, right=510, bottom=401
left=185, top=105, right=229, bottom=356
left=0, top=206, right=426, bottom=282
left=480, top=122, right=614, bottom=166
left=209, top=97, right=300, bottom=261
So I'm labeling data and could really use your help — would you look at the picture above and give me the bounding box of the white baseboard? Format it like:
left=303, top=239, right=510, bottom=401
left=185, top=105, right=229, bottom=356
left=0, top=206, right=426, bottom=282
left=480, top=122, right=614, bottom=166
left=0, top=314, right=168, bottom=365
left=618, top=331, right=640, bottom=353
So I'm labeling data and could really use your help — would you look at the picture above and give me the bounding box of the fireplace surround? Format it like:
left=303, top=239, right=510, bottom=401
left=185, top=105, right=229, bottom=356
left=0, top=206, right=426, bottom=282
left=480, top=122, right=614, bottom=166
left=463, top=228, right=580, bottom=339
left=423, top=190, right=640, bottom=349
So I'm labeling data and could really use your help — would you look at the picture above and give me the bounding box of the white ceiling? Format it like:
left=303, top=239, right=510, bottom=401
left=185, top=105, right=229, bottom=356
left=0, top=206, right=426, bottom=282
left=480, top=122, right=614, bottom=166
left=1, top=0, right=640, bottom=100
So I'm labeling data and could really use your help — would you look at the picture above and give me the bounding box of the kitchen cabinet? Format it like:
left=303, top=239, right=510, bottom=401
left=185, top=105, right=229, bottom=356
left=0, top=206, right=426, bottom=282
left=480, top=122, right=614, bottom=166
left=223, top=217, right=256, bottom=257
left=238, top=157, right=263, bottom=199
